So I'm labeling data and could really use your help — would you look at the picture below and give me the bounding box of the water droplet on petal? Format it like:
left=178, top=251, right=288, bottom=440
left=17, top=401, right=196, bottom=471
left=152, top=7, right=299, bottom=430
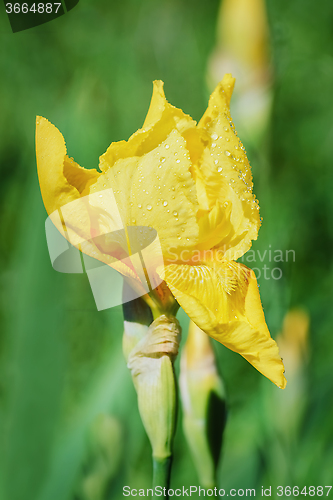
left=163, top=201, right=168, bottom=207
left=176, top=159, right=180, bottom=163
left=224, top=150, right=231, bottom=157
left=138, top=204, right=142, bottom=209
left=173, top=211, right=178, bottom=217
left=211, top=132, right=219, bottom=140
left=147, top=204, right=152, bottom=211
left=165, top=144, right=170, bottom=149
left=217, top=167, right=222, bottom=173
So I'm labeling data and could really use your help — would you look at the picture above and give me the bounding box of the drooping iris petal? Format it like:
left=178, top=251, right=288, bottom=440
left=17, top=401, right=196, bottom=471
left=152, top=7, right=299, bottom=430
left=36, top=116, right=101, bottom=248
left=158, top=258, right=286, bottom=388
left=36, top=117, right=99, bottom=214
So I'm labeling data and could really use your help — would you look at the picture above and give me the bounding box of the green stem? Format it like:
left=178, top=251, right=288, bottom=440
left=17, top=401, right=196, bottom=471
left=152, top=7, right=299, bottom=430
left=153, top=456, right=172, bottom=498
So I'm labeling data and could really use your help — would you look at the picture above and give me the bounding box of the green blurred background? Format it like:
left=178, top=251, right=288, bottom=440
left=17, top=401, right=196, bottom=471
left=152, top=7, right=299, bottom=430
left=1, top=0, right=333, bottom=499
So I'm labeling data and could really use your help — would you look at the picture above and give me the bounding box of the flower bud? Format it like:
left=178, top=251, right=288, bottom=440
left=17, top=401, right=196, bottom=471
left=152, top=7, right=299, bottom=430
left=273, top=309, right=309, bottom=434
left=180, top=321, right=227, bottom=488
left=127, top=315, right=181, bottom=461
left=208, top=0, right=272, bottom=143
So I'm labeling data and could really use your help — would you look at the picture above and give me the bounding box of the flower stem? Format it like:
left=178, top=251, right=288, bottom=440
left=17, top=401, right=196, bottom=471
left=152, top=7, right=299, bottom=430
left=153, top=456, right=172, bottom=497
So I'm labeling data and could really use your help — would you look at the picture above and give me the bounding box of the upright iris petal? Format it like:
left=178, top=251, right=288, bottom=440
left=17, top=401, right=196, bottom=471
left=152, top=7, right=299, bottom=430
left=36, top=74, right=286, bottom=389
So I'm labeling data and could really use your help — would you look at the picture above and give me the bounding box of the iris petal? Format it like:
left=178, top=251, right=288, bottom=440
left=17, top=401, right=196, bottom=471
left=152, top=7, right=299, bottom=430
left=88, top=129, right=199, bottom=259
left=196, top=74, right=260, bottom=260
left=159, top=259, right=286, bottom=388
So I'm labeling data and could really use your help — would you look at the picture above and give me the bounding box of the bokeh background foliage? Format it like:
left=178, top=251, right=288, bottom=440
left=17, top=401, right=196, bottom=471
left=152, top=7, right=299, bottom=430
left=1, top=0, right=333, bottom=499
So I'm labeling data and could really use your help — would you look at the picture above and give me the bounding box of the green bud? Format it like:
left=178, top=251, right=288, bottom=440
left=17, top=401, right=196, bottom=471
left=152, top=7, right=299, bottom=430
left=127, top=315, right=181, bottom=461
left=180, top=321, right=227, bottom=489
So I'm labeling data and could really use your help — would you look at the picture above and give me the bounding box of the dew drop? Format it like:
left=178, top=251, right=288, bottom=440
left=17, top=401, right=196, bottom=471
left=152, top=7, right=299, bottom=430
left=147, top=204, right=152, bottom=211
left=163, top=201, right=168, bottom=207
left=224, top=126, right=229, bottom=132
left=132, top=218, right=136, bottom=224
left=160, top=157, right=166, bottom=163
left=214, top=159, right=219, bottom=165
left=211, top=142, right=217, bottom=148
left=176, top=159, right=180, bottom=163
left=173, top=211, right=178, bottom=217
left=224, top=150, right=231, bottom=157
left=165, top=144, right=170, bottom=149
left=211, top=132, right=219, bottom=141
left=217, top=167, right=222, bottom=173
left=138, top=204, right=142, bottom=209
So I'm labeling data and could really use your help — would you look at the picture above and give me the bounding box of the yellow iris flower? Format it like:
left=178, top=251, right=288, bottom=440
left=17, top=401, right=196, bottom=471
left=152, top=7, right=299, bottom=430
left=36, top=74, right=286, bottom=389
